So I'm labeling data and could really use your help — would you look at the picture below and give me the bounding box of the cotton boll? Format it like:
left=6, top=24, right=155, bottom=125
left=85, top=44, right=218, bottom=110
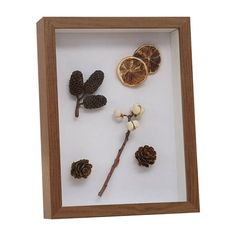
left=113, top=109, right=122, bottom=117
left=139, top=106, right=145, bottom=116
left=113, top=109, right=123, bottom=121
left=132, top=104, right=141, bottom=115
left=127, top=120, right=140, bottom=131
left=132, top=120, right=140, bottom=129
left=136, top=106, right=145, bottom=119
left=127, top=121, right=134, bottom=131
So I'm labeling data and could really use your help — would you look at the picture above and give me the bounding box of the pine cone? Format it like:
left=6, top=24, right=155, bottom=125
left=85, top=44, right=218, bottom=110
left=135, top=145, right=157, bottom=167
left=71, top=159, right=92, bottom=179
left=83, top=95, right=107, bottom=109
left=69, top=70, right=84, bottom=96
left=83, top=70, right=104, bottom=94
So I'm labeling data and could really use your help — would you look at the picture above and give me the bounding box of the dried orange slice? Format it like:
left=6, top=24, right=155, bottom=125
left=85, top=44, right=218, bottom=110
left=117, top=56, right=148, bottom=87
left=133, top=45, right=161, bottom=74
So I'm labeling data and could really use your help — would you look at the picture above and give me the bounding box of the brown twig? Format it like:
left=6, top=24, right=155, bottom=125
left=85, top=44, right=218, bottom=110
left=98, top=114, right=133, bottom=197
left=98, top=130, right=130, bottom=197
left=75, top=94, right=85, bottom=117
left=75, top=96, right=80, bottom=117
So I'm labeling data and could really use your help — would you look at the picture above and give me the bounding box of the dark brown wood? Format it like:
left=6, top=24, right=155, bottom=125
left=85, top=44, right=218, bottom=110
left=37, top=17, right=199, bottom=219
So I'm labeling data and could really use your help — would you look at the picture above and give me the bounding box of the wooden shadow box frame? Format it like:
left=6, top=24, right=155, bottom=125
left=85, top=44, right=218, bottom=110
left=37, top=17, right=199, bottom=219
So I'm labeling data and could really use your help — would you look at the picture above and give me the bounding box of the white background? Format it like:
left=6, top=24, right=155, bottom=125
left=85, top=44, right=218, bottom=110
left=0, top=0, right=236, bottom=235
left=56, top=30, right=186, bottom=206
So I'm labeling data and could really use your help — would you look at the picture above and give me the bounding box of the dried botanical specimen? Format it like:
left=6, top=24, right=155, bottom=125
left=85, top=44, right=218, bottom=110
left=133, top=45, right=161, bottom=74
left=69, top=70, right=107, bottom=117
left=135, top=145, right=157, bottom=167
left=83, top=95, right=107, bottom=109
left=71, top=159, right=93, bottom=179
left=98, top=104, right=145, bottom=197
left=117, top=56, right=148, bottom=87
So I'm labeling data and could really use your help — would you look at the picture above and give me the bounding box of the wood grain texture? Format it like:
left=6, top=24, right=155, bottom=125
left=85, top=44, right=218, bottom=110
left=37, top=17, right=199, bottom=219
left=37, top=18, right=62, bottom=218
left=178, top=18, right=200, bottom=211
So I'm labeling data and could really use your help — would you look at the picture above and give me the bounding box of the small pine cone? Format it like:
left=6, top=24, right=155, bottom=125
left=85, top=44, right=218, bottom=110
left=135, top=145, right=157, bottom=167
left=83, top=70, right=104, bottom=94
left=71, top=159, right=92, bottom=179
left=69, top=70, right=84, bottom=96
left=83, top=95, right=107, bottom=109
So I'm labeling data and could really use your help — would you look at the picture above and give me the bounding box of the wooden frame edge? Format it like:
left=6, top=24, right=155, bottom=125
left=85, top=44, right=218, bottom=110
left=178, top=18, right=200, bottom=212
left=37, top=18, right=62, bottom=219
left=40, top=16, right=191, bottom=29
left=51, top=201, right=198, bottom=219
left=37, top=17, right=199, bottom=219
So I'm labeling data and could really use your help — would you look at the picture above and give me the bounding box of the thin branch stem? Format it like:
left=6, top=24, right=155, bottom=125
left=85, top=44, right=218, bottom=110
left=79, top=93, right=85, bottom=101
left=75, top=93, right=85, bottom=118
left=98, top=130, right=130, bottom=197
left=98, top=112, right=134, bottom=197
left=75, top=96, right=80, bottom=117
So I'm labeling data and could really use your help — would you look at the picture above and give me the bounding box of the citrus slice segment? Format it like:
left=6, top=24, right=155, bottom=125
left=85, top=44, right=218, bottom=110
left=133, top=45, right=161, bottom=74
left=117, top=56, right=148, bottom=87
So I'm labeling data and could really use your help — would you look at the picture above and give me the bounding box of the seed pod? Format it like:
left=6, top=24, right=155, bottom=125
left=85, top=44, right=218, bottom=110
left=113, top=109, right=123, bottom=121
left=69, top=70, right=84, bottom=96
left=71, top=159, right=92, bottom=179
left=83, top=70, right=104, bottom=94
left=83, top=95, right=107, bottom=109
left=127, top=120, right=140, bottom=131
left=131, top=104, right=145, bottom=117
left=132, top=104, right=141, bottom=115
left=135, top=145, right=157, bottom=167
